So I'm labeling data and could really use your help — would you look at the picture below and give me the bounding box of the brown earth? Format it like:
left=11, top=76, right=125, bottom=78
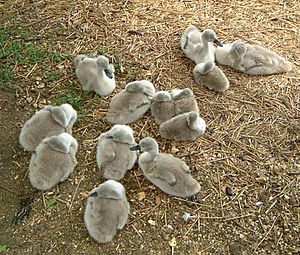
left=0, top=0, right=299, bottom=255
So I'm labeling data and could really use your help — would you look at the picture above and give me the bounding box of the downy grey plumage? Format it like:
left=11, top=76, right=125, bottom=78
left=159, top=111, right=206, bottom=141
left=215, top=41, right=293, bottom=75
left=96, top=125, right=137, bottom=181
left=130, top=138, right=201, bottom=197
left=19, top=103, right=77, bottom=151
left=84, top=180, right=130, bottom=243
left=150, top=91, right=175, bottom=125
left=193, top=61, right=230, bottom=92
left=171, top=88, right=199, bottom=115
left=180, top=25, right=217, bottom=64
left=75, top=55, right=116, bottom=96
left=29, top=133, right=78, bottom=191
left=106, top=80, right=155, bottom=124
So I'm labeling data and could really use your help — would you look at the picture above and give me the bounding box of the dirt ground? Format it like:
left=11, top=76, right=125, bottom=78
left=0, top=0, right=299, bottom=254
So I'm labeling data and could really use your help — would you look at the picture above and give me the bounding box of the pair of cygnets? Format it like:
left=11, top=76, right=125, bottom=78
left=19, top=103, right=78, bottom=191
left=181, top=25, right=293, bottom=92
left=96, top=125, right=200, bottom=198
left=151, top=88, right=206, bottom=141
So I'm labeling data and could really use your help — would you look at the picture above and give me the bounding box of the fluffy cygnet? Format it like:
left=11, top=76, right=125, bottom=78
left=96, top=125, right=137, bottom=181
left=84, top=180, right=130, bottom=243
left=106, top=80, right=155, bottom=124
left=130, top=138, right=201, bottom=198
left=215, top=41, right=293, bottom=75
left=180, top=25, right=218, bottom=64
left=150, top=91, right=175, bottom=125
left=29, top=133, right=78, bottom=191
left=171, top=88, right=199, bottom=115
left=193, top=61, right=230, bottom=92
left=74, top=55, right=116, bottom=96
left=159, top=111, right=206, bottom=141
left=19, top=103, right=77, bottom=151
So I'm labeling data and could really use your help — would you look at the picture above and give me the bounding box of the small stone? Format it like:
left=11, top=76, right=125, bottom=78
left=37, top=84, right=45, bottom=89
left=36, top=76, right=42, bottom=81
left=183, top=212, right=191, bottom=223
left=257, top=175, right=267, bottom=185
left=171, top=146, right=179, bottom=154
left=138, top=191, right=146, bottom=201
left=225, top=186, right=234, bottom=196
left=148, top=220, right=156, bottom=226
left=256, top=202, right=263, bottom=207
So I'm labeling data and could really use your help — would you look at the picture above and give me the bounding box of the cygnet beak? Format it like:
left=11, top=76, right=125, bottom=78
left=104, top=68, right=113, bottom=79
left=89, top=191, right=98, bottom=197
left=213, top=38, right=223, bottom=47
left=130, top=145, right=141, bottom=151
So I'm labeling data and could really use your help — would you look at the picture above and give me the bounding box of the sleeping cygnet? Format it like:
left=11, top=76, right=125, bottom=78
left=159, top=111, right=206, bottom=141
left=84, top=180, right=130, bottom=243
left=150, top=91, right=175, bottom=125
left=130, top=137, right=201, bottom=198
left=19, top=103, right=77, bottom=152
left=96, top=125, right=137, bottom=181
left=106, top=80, right=155, bottom=124
left=29, top=133, right=78, bottom=191
left=215, top=40, right=293, bottom=75
left=171, top=88, right=199, bottom=115
left=193, top=61, right=230, bottom=92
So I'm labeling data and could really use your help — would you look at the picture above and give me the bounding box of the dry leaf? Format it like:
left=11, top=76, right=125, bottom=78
left=155, top=196, right=161, bottom=205
left=169, top=236, right=177, bottom=247
left=138, top=191, right=146, bottom=201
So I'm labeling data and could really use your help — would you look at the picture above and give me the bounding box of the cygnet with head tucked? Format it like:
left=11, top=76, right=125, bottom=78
left=215, top=41, right=293, bottom=75
left=106, top=80, right=155, bottom=124
left=150, top=91, right=175, bottom=125
left=29, top=133, right=78, bottom=191
left=19, top=103, right=77, bottom=151
left=130, top=138, right=201, bottom=197
left=159, top=111, right=206, bottom=141
left=84, top=180, right=130, bottom=243
left=96, top=125, right=137, bottom=181
left=193, top=61, right=230, bottom=92
left=171, top=88, right=199, bottom=115
left=74, top=55, right=116, bottom=96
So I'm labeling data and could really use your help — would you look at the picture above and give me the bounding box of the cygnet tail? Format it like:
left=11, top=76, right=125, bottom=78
left=103, top=167, right=125, bottom=181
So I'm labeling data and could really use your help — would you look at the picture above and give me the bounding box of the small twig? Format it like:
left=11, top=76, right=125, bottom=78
left=132, top=224, right=143, bottom=238
left=254, top=215, right=280, bottom=251
left=25, top=63, right=38, bottom=78
left=128, top=204, right=160, bottom=225
left=68, top=176, right=85, bottom=213
left=0, top=184, right=19, bottom=195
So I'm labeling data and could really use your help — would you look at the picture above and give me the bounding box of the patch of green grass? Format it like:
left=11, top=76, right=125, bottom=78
left=45, top=198, right=58, bottom=211
left=52, top=88, right=84, bottom=111
left=0, top=25, right=65, bottom=87
left=48, top=71, right=64, bottom=82
left=0, top=245, right=7, bottom=253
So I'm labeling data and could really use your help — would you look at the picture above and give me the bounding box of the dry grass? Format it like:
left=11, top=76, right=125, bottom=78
left=1, top=0, right=299, bottom=254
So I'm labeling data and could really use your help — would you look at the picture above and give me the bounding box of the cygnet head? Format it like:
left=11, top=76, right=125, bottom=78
left=153, top=91, right=172, bottom=102
left=125, top=80, right=155, bottom=98
left=194, top=61, right=215, bottom=75
left=60, top=103, right=77, bottom=126
left=187, top=112, right=206, bottom=134
left=171, top=88, right=193, bottom=99
left=202, top=29, right=222, bottom=47
left=47, top=132, right=78, bottom=153
left=96, top=56, right=113, bottom=79
left=232, top=41, right=247, bottom=56
left=106, top=125, right=135, bottom=145
left=130, top=137, right=159, bottom=154
left=89, top=180, right=125, bottom=200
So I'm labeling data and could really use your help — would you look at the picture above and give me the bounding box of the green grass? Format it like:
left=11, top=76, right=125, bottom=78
left=0, top=245, right=7, bottom=253
left=45, top=198, right=58, bottom=211
left=52, top=88, right=84, bottom=111
left=0, top=24, right=65, bottom=88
